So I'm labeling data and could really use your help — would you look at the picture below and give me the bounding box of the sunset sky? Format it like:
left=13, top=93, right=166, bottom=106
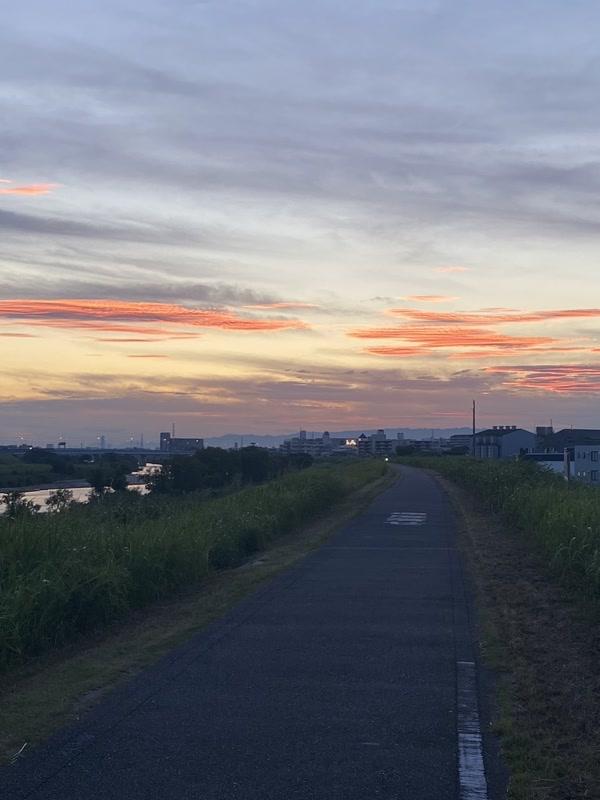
left=2, top=0, right=600, bottom=445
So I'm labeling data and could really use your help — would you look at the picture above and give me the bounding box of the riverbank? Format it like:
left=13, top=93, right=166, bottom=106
left=0, top=463, right=393, bottom=764
left=0, top=479, right=91, bottom=493
left=1, top=460, right=387, bottom=670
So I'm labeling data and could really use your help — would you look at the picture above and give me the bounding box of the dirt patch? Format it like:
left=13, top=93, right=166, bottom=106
left=439, top=475, right=600, bottom=800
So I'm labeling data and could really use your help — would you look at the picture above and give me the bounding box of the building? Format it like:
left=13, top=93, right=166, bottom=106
left=357, top=430, right=394, bottom=457
left=448, top=434, right=472, bottom=453
left=280, top=430, right=357, bottom=457
left=570, top=444, right=600, bottom=485
left=280, top=428, right=398, bottom=458
left=536, top=428, right=600, bottom=453
left=159, top=432, right=204, bottom=454
left=523, top=452, right=568, bottom=476
left=474, top=426, right=536, bottom=459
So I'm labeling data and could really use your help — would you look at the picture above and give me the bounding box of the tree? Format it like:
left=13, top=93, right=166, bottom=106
left=289, top=453, right=313, bottom=470
left=45, top=488, right=74, bottom=512
left=240, top=446, right=271, bottom=483
left=89, top=468, right=108, bottom=494
left=396, top=445, right=417, bottom=456
left=110, top=472, right=128, bottom=493
left=1, top=490, right=40, bottom=518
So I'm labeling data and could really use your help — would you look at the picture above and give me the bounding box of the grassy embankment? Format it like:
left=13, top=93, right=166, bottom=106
left=400, top=456, right=600, bottom=800
left=0, top=460, right=386, bottom=671
left=1, top=459, right=391, bottom=763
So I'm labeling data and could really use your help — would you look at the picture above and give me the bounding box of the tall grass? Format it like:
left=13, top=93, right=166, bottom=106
left=0, top=460, right=386, bottom=669
left=401, top=457, right=600, bottom=598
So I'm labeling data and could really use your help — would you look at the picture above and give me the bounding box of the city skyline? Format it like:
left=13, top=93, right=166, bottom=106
left=3, top=1, right=600, bottom=442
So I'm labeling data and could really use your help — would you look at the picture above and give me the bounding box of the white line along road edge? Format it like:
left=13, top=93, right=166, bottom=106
left=457, top=660, right=489, bottom=800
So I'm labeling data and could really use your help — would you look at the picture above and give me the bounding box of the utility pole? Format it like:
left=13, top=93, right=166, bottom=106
left=472, top=399, right=476, bottom=458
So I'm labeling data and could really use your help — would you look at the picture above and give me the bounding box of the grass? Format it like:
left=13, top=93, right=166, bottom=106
left=398, top=456, right=600, bottom=599
left=0, top=460, right=386, bottom=670
left=0, top=463, right=394, bottom=764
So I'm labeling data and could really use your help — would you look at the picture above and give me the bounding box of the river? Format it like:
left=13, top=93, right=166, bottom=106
left=0, top=464, right=160, bottom=514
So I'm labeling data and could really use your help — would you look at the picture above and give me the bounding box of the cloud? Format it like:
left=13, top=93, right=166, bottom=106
left=349, top=307, right=600, bottom=358
left=353, top=325, right=558, bottom=348
left=0, top=182, right=57, bottom=196
left=0, top=208, right=225, bottom=246
left=388, top=308, right=600, bottom=325
left=94, top=335, right=201, bottom=342
left=361, top=346, right=430, bottom=357
left=127, top=354, right=169, bottom=359
left=0, top=299, right=308, bottom=334
left=242, top=302, right=320, bottom=310
left=486, top=364, right=600, bottom=394
left=0, top=274, right=315, bottom=311
left=0, top=331, right=38, bottom=337
left=25, top=321, right=196, bottom=336
left=400, top=295, right=459, bottom=303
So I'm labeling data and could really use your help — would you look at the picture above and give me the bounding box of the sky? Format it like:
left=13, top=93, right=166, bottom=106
left=2, top=0, right=600, bottom=445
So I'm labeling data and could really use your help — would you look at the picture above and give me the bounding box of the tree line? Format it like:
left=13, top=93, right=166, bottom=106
left=148, top=446, right=313, bottom=494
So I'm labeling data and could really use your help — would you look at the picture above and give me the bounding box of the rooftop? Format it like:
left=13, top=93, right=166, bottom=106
left=541, top=428, right=600, bottom=448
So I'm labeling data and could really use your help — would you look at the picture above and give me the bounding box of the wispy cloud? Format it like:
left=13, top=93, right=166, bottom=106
left=0, top=181, right=58, bottom=196
left=351, top=324, right=557, bottom=346
left=486, top=364, right=600, bottom=394
left=433, top=267, right=471, bottom=274
left=0, top=299, right=308, bottom=334
left=349, top=306, right=600, bottom=359
left=388, top=308, right=600, bottom=325
left=242, top=302, right=320, bottom=310
left=400, top=295, right=459, bottom=303
left=362, top=327, right=559, bottom=356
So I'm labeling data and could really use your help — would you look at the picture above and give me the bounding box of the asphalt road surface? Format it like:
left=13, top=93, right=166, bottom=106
left=1, top=466, right=505, bottom=799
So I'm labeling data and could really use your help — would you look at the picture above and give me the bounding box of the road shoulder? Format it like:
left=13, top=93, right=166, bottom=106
left=438, top=472, right=600, bottom=800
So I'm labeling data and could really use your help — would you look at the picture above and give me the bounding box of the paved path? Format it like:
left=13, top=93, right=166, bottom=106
left=1, top=467, right=504, bottom=799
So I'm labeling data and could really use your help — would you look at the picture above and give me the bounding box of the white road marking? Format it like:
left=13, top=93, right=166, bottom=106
left=457, top=660, right=489, bottom=800
left=386, top=512, right=427, bottom=526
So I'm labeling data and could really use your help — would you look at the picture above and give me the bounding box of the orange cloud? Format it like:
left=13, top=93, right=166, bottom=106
left=363, top=346, right=430, bottom=357
left=0, top=299, right=308, bottom=334
left=127, top=354, right=169, bottom=359
left=0, top=182, right=58, bottom=196
left=400, top=295, right=459, bottom=303
left=94, top=334, right=202, bottom=342
left=0, top=332, right=38, bottom=338
left=26, top=321, right=185, bottom=335
left=95, top=337, right=168, bottom=343
left=352, top=325, right=557, bottom=347
left=388, top=307, right=600, bottom=325
left=434, top=266, right=470, bottom=273
left=486, top=364, right=600, bottom=394
left=352, top=316, right=579, bottom=359
left=449, top=346, right=591, bottom=360
left=243, top=302, right=319, bottom=310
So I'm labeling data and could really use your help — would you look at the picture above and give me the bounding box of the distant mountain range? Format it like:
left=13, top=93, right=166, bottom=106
left=204, top=428, right=473, bottom=449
